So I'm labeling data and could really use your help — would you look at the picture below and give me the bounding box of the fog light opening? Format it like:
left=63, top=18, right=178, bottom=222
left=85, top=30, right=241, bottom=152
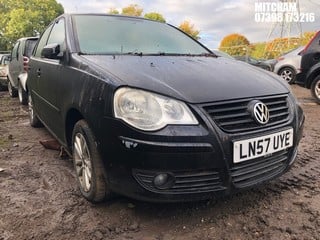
left=153, top=173, right=175, bottom=190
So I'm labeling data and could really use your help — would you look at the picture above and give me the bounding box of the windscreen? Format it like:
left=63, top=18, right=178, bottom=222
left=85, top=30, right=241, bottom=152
left=73, top=15, right=209, bottom=55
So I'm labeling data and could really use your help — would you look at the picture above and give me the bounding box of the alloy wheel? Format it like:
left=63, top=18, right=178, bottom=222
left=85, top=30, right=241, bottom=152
left=73, top=133, right=92, bottom=192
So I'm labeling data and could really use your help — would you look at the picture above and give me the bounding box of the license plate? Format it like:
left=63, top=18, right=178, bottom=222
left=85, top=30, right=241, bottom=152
left=233, top=128, right=293, bottom=163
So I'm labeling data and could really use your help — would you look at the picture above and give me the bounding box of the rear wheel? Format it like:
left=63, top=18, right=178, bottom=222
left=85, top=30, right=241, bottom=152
left=279, top=67, right=296, bottom=84
left=72, top=120, right=112, bottom=202
left=28, top=91, right=42, bottom=127
left=311, top=76, right=320, bottom=104
left=8, top=80, right=18, bottom=97
left=18, top=81, right=28, bottom=105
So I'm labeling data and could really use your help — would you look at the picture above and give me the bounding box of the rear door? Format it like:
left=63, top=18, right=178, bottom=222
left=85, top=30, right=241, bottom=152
left=29, top=18, right=66, bottom=140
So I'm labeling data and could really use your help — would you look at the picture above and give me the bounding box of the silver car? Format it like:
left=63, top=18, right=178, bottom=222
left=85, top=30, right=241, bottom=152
left=274, top=46, right=304, bottom=84
left=7, top=37, right=38, bottom=104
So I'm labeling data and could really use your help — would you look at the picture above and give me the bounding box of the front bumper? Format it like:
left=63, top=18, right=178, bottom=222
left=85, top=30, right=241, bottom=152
left=97, top=96, right=304, bottom=202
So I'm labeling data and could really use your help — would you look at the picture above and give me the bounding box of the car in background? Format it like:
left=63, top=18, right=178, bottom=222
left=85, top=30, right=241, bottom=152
left=234, top=55, right=273, bottom=71
left=211, top=49, right=235, bottom=60
left=274, top=46, right=304, bottom=84
left=296, top=31, right=320, bottom=103
left=7, top=36, right=39, bottom=104
left=0, top=53, right=10, bottom=90
left=28, top=13, right=304, bottom=203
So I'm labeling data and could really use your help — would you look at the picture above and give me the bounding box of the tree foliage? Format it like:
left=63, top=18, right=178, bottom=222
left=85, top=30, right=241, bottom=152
left=219, top=33, right=250, bottom=56
left=144, top=12, right=166, bottom=23
left=178, top=20, right=200, bottom=40
left=121, top=4, right=143, bottom=17
left=108, top=8, right=119, bottom=15
left=301, top=31, right=317, bottom=45
left=0, top=0, right=64, bottom=50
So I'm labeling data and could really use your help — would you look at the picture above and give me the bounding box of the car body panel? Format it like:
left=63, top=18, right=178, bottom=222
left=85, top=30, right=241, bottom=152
left=296, top=31, right=320, bottom=88
left=235, top=56, right=272, bottom=71
left=7, top=37, right=39, bottom=91
left=0, top=54, right=10, bottom=88
left=27, top=13, right=304, bottom=202
left=274, top=46, right=304, bottom=74
left=82, top=55, right=289, bottom=103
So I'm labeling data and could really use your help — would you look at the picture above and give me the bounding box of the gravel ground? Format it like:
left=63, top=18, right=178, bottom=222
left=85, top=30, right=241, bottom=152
left=0, top=84, right=319, bottom=240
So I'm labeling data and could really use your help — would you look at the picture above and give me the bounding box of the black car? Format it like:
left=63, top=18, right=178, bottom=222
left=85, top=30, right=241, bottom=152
left=234, top=56, right=273, bottom=71
left=296, top=31, right=320, bottom=103
left=27, top=14, right=304, bottom=203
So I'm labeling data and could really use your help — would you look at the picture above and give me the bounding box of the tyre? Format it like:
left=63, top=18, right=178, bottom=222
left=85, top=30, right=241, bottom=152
left=279, top=67, right=296, bottom=84
left=311, top=76, right=320, bottom=104
left=28, top=91, right=42, bottom=127
left=18, top=81, right=28, bottom=105
left=72, top=120, right=111, bottom=202
left=8, top=79, right=18, bottom=97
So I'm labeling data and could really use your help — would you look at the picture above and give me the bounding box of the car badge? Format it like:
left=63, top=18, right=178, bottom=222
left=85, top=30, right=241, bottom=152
left=249, top=100, right=270, bottom=125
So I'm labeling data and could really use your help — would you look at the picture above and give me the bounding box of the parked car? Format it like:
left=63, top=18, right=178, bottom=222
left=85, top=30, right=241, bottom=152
left=274, top=46, right=304, bottom=84
left=211, top=49, right=235, bottom=60
left=7, top=37, right=39, bottom=104
left=0, top=54, right=10, bottom=90
left=235, top=56, right=273, bottom=71
left=296, top=31, right=320, bottom=103
left=28, top=14, right=304, bottom=203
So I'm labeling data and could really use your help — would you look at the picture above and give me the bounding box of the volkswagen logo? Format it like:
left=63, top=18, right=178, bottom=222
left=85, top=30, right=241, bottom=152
left=249, top=100, right=270, bottom=125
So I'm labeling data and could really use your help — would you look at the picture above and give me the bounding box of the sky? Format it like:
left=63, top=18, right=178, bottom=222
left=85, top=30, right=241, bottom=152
left=57, top=0, right=320, bottom=49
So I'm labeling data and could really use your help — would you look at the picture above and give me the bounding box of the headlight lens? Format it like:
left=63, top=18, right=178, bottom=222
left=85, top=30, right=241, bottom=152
left=114, top=88, right=198, bottom=131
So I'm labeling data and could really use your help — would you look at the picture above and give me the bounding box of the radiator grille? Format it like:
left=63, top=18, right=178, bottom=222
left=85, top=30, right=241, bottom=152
left=230, top=150, right=288, bottom=188
left=203, top=95, right=290, bottom=133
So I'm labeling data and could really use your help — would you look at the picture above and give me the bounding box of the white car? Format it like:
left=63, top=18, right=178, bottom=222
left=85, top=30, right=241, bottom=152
left=274, top=46, right=304, bottom=84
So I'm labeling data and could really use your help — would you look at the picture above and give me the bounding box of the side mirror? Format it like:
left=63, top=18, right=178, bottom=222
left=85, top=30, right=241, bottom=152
left=41, top=43, right=63, bottom=59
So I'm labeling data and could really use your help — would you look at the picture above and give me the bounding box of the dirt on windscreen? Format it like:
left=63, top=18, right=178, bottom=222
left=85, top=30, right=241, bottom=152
left=0, top=85, right=319, bottom=240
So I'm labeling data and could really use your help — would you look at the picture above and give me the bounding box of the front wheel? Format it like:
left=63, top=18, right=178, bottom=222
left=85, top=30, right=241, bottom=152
left=72, top=120, right=112, bottom=202
left=18, top=81, right=28, bottom=105
left=311, top=76, right=320, bottom=104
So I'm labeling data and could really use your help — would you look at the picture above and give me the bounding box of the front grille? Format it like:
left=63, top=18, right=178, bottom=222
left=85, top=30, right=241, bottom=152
left=203, top=94, right=290, bottom=133
left=133, top=169, right=225, bottom=194
left=230, top=150, right=288, bottom=188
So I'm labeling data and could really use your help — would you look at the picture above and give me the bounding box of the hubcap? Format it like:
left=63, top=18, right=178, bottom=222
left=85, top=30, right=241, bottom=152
left=280, top=69, right=293, bottom=82
left=8, top=81, right=12, bottom=96
left=315, top=80, right=320, bottom=99
left=18, top=85, right=23, bottom=102
left=28, top=94, right=34, bottom=120
left=74, top=133, right=92, bottom=192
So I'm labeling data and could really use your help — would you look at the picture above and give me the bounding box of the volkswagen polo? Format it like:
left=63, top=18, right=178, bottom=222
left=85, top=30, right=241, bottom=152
left=27, top=14, right=304, bottom=202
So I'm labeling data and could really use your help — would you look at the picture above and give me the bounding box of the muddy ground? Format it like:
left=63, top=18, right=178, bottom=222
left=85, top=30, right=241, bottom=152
left=0, top=85, right=319, bottom=240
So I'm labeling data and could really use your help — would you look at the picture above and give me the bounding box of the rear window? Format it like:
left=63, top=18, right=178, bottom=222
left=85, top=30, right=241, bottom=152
left=25, top=39, right=38, bottom=57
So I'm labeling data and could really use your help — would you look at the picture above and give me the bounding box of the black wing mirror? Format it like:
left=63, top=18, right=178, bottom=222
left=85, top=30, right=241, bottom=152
left=41, top=43, right=63, bottom=59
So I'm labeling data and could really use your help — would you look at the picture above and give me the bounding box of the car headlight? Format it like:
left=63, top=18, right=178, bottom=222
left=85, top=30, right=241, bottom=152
left=114, top=87, right=198, bottom=131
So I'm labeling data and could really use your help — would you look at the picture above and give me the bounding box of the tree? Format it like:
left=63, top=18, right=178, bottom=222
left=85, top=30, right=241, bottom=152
left=0, top=0, right=64, bottom=50
left=108, top=8, right=119, bottom=15
left=250, top=42, right=266, bottom=59
left=144, top=12, right=166, bottom=23
left=121, top=4, right=143, bottom=17
left=301, top=31, right=317, bottom=45
left=178, top=20, right=200, bottom=40
left=219, top=33, right=250, bottom=56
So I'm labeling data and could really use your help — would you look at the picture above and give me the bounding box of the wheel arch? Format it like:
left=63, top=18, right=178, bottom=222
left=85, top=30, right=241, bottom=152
left=306, top=64, right=320, bottom=88
left=65, top=108, right=84, bottom=150
left=277, top=65, right=295, bottom=75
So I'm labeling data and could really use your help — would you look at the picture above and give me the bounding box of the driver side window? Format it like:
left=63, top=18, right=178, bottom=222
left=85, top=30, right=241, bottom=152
left=35, top=24, right=53, bottom=58
left=34, top=18, right=66, bottom=58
